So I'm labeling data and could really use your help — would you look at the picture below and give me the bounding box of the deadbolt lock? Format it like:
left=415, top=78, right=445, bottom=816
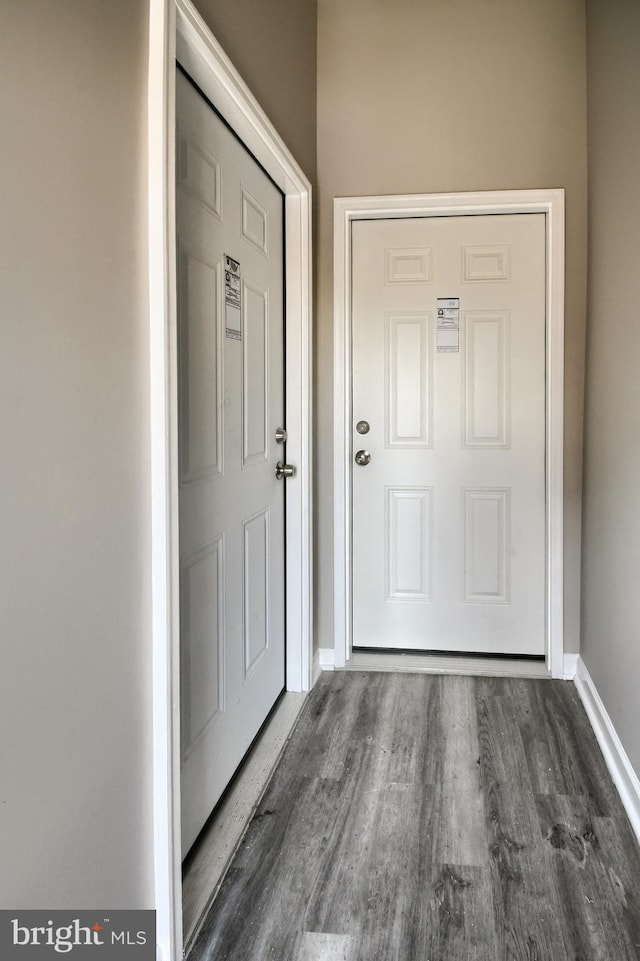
left=355, top=420, right=370, bottom=435
left=275, top=427, right=287, bottom=444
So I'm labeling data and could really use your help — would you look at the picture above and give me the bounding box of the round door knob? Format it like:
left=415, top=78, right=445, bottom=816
left=275, top=461, right=296, bottom=480
left=355, top=449, right=371, bottom=466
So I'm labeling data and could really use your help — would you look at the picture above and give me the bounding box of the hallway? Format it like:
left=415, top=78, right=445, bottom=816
left=188, top=671, right=640, bottom=960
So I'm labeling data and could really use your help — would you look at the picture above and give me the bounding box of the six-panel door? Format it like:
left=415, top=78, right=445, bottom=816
left=352, top=214, right=546, bottom=655
left=176, top=70, right=286, bottom=856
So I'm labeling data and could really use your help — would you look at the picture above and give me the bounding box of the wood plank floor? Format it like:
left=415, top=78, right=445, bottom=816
left=188, top=672, right=640, bottom=961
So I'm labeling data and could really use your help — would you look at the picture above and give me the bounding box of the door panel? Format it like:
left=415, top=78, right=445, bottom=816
left=463, top=311, right=509, bottom=447
left=242, top=280, right=269, bottom=467
left=352, top=214, right=546, bottom=656
left=177, top=244, right=223, bottom=482
left=180, top=539, right=224, bottom=757
left=177, top=69, right=285, bottom=856
left=387, top=486, right=433, bottom=600
left=386, top=313, right=432, bottom=447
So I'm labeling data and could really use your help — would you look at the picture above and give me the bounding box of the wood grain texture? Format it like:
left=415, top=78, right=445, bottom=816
left=188, top=672, right=640, bottom=961
left=516, top=679, right=625, bottom=814
left=476, top=691, right=569, bottom=959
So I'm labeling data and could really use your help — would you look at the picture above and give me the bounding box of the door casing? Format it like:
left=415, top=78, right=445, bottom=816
left=333, top=191, right=564, bottom=677
left=149, top=3, right=313, bottom=959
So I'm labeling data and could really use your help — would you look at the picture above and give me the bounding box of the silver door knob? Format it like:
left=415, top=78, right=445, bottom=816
left=275, top=461, right=296, bottom=480
left=354, top=450, right=371, bottom=466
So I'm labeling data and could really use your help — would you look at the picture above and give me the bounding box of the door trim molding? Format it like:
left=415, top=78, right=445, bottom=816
left=149, top=3, right=313, bottom=958
left=333, top=190, right=564, bottom=677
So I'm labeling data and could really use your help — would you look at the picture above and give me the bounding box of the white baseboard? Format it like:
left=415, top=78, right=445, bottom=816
left=317, top=647, right=335, bottom=674
left=312, top=647, right=336, bottom=684
left=312, top=649, right=322, bottom=686
left=563, top=653, right=579, bottom=680
left=574, top=655, right=640, bottom=845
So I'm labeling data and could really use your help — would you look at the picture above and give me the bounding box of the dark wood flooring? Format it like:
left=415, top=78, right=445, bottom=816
left=188, top=672, right=640, bottom=961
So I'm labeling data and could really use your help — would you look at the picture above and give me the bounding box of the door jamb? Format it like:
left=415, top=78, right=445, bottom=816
left=149, top=3, right=313, bottom=959
left=333, top=190, right=564, bottom=678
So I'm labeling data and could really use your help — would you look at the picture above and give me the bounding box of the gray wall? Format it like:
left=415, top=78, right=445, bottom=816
left=581, top=0, right=640, bottom=776
left=194, top=0, right=318, bottom=183
left=0, top=0, right=152, bottom=906
left=2, top=0, right=637, bottom=917
left=316, top=0, right=588, bottom=654
left=0, top=0, right=318, bottom=910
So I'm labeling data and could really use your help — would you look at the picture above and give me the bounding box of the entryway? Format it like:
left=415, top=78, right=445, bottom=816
left=333, top=191, right=565, bottom=676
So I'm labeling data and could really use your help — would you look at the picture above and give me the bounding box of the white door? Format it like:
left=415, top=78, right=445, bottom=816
left=176, top=69, right=286, bottom=856
left=352, top=214, right=546, bottom=656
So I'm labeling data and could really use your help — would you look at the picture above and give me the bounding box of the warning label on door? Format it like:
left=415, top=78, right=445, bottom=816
left=225, top=255, right=242, bottom=340
left=436, top=297, right=460, bottom=352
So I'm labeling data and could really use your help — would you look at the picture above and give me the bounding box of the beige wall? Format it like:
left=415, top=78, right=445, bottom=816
left=316, top=0, right=588, bottom=654
left=581, top=0, right=640, bottom=775
left=8, top=0, right=638, bottom=917
left=0, top=0, right=318, bottom=910
left=194, top=0, right=318, bottom=182
left=0, top=1, right=152, bottom=905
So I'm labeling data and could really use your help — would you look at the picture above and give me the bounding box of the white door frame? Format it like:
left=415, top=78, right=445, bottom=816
left=148, top=3, right=313, bottom=959
left=333, top=190, right=564, bottom=678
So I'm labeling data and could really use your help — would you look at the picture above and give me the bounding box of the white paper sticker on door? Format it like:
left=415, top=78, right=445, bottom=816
left=437, top=296, right=460, bottom=352
left=225, top=254, right=242, bottom=340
